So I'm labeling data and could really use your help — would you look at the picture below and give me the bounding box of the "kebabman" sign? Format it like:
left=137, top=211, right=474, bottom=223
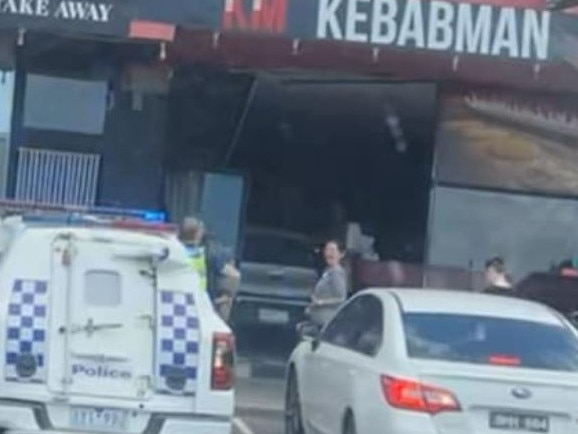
left=317, top=0, right=551, bottom=60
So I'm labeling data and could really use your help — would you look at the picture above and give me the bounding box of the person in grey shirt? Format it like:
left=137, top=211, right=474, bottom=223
left=308, top=240, right=348, bottom=327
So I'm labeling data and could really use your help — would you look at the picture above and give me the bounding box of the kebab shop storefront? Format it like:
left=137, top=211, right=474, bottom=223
left=1, top=0, right=578, bottom=284
left=160, top=0, right=578, bottom=286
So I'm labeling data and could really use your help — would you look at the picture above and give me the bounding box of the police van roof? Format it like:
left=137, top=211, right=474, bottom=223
left=0, top=200, right=177, bottom=234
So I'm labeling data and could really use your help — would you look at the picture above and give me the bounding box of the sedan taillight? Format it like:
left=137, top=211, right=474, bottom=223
left=211, top=332, right=235, bottom=391
left=381, top=375, right=461, bottom=414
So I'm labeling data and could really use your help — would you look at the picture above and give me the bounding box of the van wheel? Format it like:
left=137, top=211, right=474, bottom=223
left=343, top=412, right=357, bottom=434
left=285, top=368, right=304, bottom=434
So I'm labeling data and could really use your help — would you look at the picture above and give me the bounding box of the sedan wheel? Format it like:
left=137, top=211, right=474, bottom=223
left=285, top=370, right=305, bottom=434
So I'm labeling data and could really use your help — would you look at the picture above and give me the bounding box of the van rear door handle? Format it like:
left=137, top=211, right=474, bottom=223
left=65, top=318, right=123, bottom=336
left=70, top=323, right=122, bottom=334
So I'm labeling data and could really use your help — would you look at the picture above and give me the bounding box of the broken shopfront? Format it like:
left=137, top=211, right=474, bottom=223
left=1, top=0, right=578, bottom=279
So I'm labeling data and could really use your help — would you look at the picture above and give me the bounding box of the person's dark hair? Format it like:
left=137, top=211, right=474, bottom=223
left=485, top=256, right=506, bottom=274
left=324, top=239, right=346, bottom=253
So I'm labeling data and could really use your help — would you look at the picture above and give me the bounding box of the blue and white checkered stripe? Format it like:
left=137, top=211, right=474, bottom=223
left=5, top=279, right=48, bottom=383
left=155, top=290, right=200, bottom=395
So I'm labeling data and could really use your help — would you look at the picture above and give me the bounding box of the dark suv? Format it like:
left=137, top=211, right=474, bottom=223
left=230, top=227, right=317, bottom=334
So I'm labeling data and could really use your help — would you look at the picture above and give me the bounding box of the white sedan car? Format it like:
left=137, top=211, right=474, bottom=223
left=285, top=288, right=578, bottom=434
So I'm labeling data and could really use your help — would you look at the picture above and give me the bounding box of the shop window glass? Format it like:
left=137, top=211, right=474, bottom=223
left=428, top=186, right=578, bottom=282
left=24, top=74, right=107, bottom=135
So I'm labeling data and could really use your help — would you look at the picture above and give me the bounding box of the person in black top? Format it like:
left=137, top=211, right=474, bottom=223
left=483, top=257, right=515, bottom=296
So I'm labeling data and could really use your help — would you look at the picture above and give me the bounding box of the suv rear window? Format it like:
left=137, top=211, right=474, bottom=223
left=403, top=313, right=578, bottom=372
left=243, top=233, right=312, bottom=268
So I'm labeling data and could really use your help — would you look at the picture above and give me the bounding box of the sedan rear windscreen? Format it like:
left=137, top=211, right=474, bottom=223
left=403, top=313, right=578, bottom=372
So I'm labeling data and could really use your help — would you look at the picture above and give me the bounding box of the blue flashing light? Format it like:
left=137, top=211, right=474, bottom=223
left=19, top=213, right=177, bottom=233
left=142, top=211, right=166, bottom=222
left=121, top=208, right=166, bottom=222
left=63, top=205, right=166, bottom=222
left=82, top=207, right=167, bottom=222
left=0, top=200, right=167, bottom=223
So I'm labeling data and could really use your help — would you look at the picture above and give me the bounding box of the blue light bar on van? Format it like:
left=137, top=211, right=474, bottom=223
left=0, top=199, right=167, bottom=222
left=19, top=212, right=178, bottom=233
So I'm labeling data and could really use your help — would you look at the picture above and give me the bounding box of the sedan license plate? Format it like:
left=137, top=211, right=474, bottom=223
left=70, top=407, right=128, bottom=432
left=258, top=308, right=289, bottom=324
left=489, top=412, right=549, bottom=432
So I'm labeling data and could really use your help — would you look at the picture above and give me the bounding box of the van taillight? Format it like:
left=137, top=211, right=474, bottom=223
left=211, top=332, right=235, bottom=391
left=381, top=375, right=461, bottom=414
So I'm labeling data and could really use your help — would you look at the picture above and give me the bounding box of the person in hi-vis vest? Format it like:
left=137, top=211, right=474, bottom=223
left=180, top=217, right=241, bottom=318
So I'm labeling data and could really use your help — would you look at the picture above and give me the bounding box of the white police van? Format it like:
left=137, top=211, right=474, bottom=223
left=0, top=201, right=235, bottom=434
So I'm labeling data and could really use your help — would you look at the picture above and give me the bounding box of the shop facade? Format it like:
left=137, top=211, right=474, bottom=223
left=1, top=0, right=578, bottom=278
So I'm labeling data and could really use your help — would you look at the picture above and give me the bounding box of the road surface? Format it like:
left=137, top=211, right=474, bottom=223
left=234, top=358, right=285, bottom=434
left=232, top=321, right=296, bottom=433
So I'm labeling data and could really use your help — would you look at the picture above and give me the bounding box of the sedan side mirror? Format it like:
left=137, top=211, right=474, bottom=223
left=297, top=322, right=321, bottom=342
left=311, top=335, right=321, bottom=352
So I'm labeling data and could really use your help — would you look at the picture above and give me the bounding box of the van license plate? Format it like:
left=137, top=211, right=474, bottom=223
left=489, top=411, right=549, bottom=432
left=70, top=407, right=128, bottom=432
left=258, top=308, right=289, bottom=324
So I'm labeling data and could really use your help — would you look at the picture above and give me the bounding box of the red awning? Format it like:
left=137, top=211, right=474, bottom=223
left=168, top=28, right=578, bottom=94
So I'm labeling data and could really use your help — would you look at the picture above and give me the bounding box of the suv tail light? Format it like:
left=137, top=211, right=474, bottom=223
left=381, top=375, right=461, bottom=414
left=211, top=332, right=235, bottom=390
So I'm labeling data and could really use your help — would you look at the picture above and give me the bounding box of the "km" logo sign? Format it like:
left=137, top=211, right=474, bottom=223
left=223, top=0, right=288, bottom=33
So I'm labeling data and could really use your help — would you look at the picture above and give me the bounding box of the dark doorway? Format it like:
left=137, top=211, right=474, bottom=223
left=229, top=74, right=438, bottom=263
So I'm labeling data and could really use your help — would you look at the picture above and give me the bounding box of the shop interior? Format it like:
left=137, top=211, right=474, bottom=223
left=166, top=67, right=439, bottom=263
left=6, top=35, right=439, bottom=266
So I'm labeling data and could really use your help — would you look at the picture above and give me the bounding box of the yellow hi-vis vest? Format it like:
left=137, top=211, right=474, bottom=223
left=187, top=245, right=208, bottom=291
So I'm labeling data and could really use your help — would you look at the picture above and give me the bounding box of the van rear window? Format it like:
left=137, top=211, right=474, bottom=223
left=85, top=270, right=121, bottom=307
left=403, top=313, right=578, bottom=372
